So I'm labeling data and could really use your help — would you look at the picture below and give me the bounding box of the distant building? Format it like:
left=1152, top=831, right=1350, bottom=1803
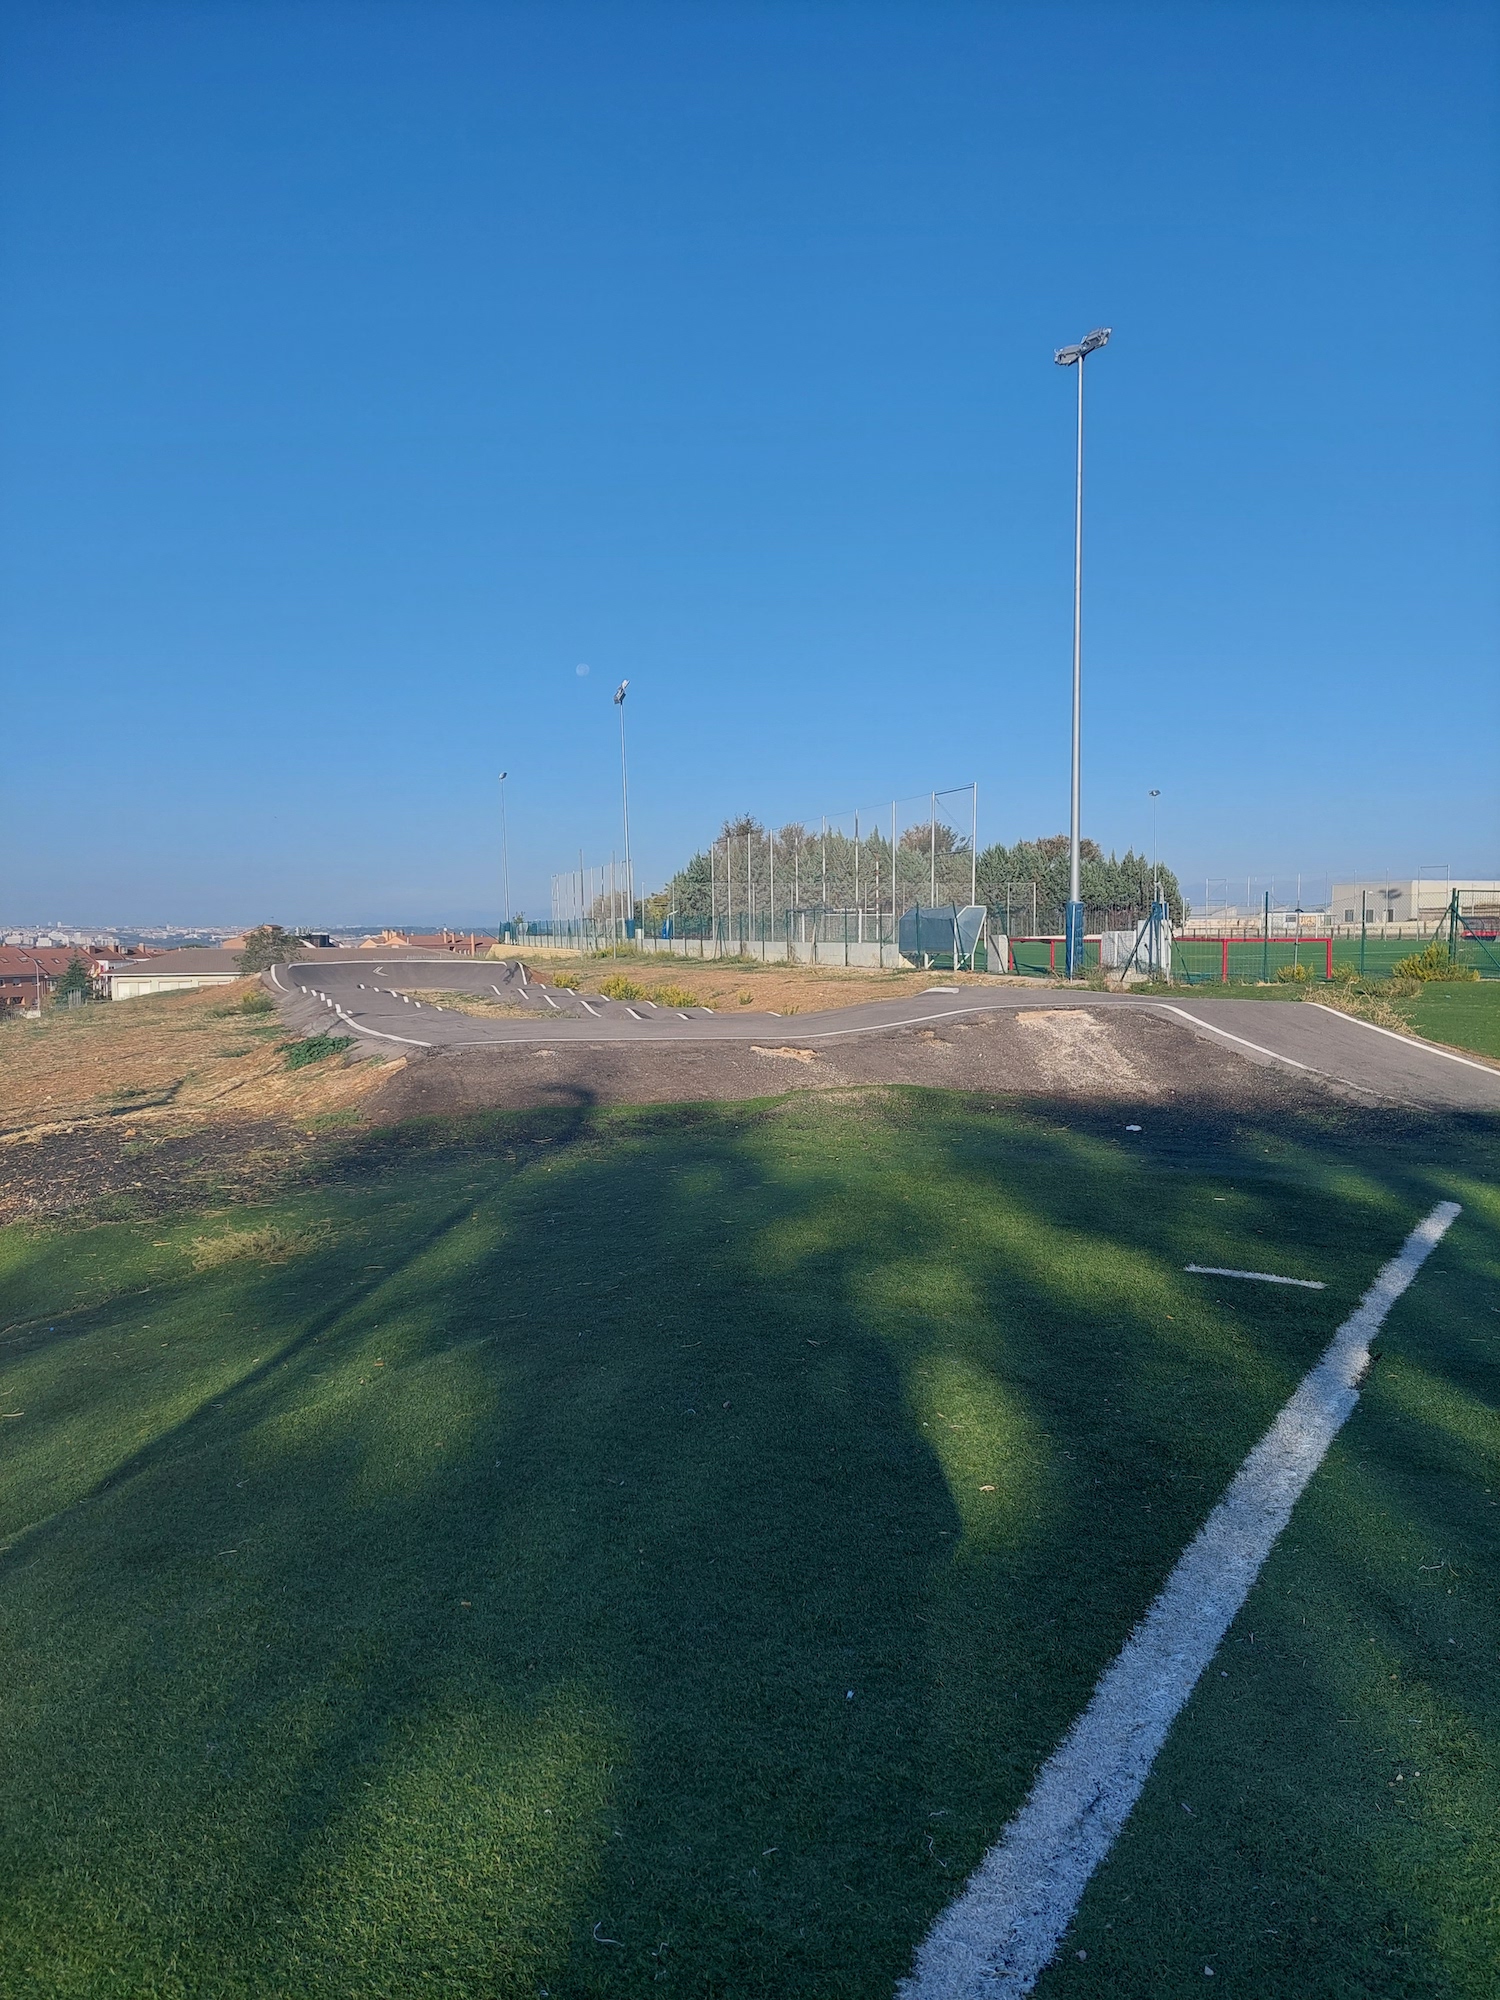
left=106, top=949, right=245, bottom=1000
left=0, top=946, right=136, bottom=1012
left=357, top=929, right=495, bottom=953
left=222, top=929, right=334, bottom=950
left=1329, top=880, right=1500, bottom=925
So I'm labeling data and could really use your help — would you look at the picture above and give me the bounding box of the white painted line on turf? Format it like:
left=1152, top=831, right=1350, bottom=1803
left=897, top=1199, right=1461, bottom=2000
left=1185, top=1265, right=1325, bottom=1288
left=1307, top=1003, right=1500, bottom=1078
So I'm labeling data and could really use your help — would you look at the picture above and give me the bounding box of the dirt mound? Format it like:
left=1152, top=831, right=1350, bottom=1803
left=357, top=1004, right=1310, bottom=1123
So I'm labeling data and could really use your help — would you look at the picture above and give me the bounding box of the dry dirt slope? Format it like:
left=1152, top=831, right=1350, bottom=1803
left=0, top=980, right=400, bottom=1140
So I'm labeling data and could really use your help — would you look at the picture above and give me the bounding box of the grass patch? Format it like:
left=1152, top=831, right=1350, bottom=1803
left=651, top=984, right=701, bottom=1009
left=0, top=1096, right=1492, bottom=1995
left=210, top=989, right=277, bottom=1019
left=280, top=1035, right=354, bottom=1071
left=1401, top=981, right=1500, bottom=1062
left=1315, top=981, right=1500, bottom=1062
left=187, top=1222, right=323, bottom=1270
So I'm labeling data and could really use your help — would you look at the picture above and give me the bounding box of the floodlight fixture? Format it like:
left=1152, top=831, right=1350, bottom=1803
left=613, top=680, right=629, bottom=705
left=1054, top=327, right=1111, bottom=367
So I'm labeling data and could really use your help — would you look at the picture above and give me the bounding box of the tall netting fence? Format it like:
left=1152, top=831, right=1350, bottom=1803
left=537, top=833, right=1499, bottom=980
left=652, top=786, right=985, bottom=964
left=538, top=859, right=637, bottom=950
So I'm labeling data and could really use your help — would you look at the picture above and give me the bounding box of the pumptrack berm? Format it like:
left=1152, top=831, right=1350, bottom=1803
left=266, top=955, right=1500, bottom=1116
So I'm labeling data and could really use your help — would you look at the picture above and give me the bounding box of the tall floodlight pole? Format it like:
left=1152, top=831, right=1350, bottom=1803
left=1054, top=326, right=1112, bottom=975
left=1160, top=796, right=1168, bottom=984
left=613, top=682, right=633, bottom=940
left=1149, top=789, right=1160, bottom=905
left=976, top=780, right=988, bottom=908
left=891, top=799, right=897, bottom=967
left=498, top=772, right=511, bottom=937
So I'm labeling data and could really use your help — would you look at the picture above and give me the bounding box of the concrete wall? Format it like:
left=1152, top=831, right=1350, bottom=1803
left=111, top=973, right=240, bottom=1000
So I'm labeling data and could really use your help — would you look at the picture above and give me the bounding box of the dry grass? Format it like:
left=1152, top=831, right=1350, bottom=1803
left=525, top=954, right=1015, bottom=1017
left=187, top=1222, right=323, bottom=1270
left=408, top=989, right=534, bottom=1019
left=0, top=981, right=400, bottom=1142
left=1313, top=984, right=1420, bottom=1035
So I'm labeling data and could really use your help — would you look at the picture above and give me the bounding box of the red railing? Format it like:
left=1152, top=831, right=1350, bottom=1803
left=1186, top=935, right=1335, bottom=982
left=1006, top=935, right=1335, bottom=980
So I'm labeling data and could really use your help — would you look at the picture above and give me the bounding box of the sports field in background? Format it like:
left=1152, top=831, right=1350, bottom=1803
left=1005, top=935, right=1499, bottom=986
left=1, top=1094, right=1495, bottom=1997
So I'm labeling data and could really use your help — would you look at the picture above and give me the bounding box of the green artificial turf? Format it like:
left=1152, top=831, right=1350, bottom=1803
left=1398, top=981, right=1500, bottom=1063
left=0, top=1096, right=1494, bottom=1997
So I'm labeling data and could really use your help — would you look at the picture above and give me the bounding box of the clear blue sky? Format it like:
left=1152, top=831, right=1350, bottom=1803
left=3, top=1, right=1495, bottom=926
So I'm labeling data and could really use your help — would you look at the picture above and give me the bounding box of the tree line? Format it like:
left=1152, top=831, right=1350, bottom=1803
left=651, top=821, right=1185, bottom=934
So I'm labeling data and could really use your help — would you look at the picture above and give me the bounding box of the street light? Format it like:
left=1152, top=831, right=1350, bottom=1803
left=497, top=772, right=511, bottom=938
left=613, top=681, right=633, bottom=944
left=1149, top=789, right=1160, bottom=907
left=16, top=946, right=45, bottom=1015
left=1054, top=325, right=1111, bottom=975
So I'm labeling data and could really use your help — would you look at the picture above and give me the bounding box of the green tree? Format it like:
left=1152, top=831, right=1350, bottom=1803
left=236, top=926, right=308, bottom=974
left=52, top=956, right=93, bottom=1004
left=976, top=835, right=1185, bottom=932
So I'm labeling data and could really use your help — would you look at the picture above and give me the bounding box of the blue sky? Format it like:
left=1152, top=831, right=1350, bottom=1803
left=2, top=1, right=1495, bottom=926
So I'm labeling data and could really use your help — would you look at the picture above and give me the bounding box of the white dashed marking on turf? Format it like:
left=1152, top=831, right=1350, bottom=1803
left=1185, top=1265, right=1325, bottom=1289
left=897, top=1199, right=1461, bottom=2000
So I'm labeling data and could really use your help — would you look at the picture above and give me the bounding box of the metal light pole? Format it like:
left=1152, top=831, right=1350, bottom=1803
left=1149, top=789, right=1160, bottom=906
left=1054, top=326, right=1111, bottom=975
left=613, top=682, right=633, bottom=941
left=497, top=771, right=511, bottom=938
left=1160, top=796, right=1168, bottom=984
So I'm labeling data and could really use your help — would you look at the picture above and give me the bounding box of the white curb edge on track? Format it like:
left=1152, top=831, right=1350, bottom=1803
left=897, top=1200, right=1461, bottom=2000
left=1307, top=1002, right=1500, bottom=1077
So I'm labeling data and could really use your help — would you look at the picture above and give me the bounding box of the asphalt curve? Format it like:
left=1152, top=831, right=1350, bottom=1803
left=265, top=956, right=1500, bottom=1114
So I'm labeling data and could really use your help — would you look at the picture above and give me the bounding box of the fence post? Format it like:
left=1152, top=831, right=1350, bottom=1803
left=1221, top=936, right=1229, bottom=984
left=1324, top=937, right=1333, bottom=981
left=1262, top=892, right=1270, bottom=983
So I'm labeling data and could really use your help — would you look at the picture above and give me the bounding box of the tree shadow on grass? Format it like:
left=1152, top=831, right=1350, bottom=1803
left=0, top=1091, right=1493, bottom=1998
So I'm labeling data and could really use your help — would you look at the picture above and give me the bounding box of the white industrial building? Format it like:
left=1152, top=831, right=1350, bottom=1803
left=1329, top=880, right=1500, bottom=925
